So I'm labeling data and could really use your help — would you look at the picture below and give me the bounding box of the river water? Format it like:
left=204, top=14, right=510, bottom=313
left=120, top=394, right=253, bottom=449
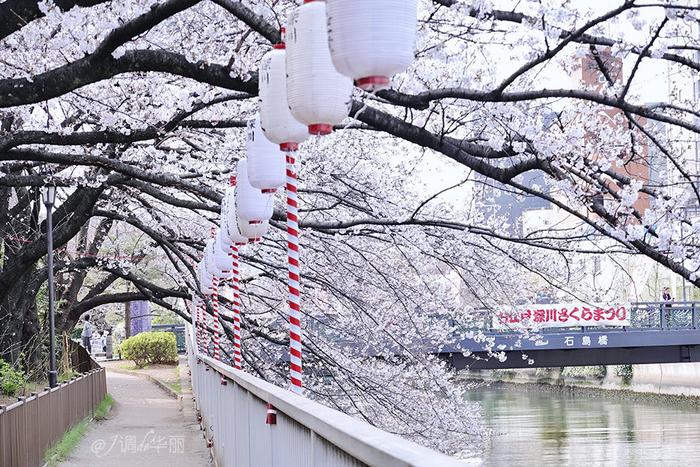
left=462, top=382, right=700, bottom=466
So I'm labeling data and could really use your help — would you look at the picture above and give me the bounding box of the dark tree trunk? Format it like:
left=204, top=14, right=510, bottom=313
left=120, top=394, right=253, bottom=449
left=0, top=267, right=43, bottom=367
left=0, top=183, right=103, bottom=368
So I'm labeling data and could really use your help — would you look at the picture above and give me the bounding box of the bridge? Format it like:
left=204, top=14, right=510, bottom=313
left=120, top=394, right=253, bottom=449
left=270, top=301, right=700, bottom=372
left=443, top=301, right=700, bottom=370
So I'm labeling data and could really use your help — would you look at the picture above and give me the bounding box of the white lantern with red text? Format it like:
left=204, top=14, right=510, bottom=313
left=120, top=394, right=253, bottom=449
left=236, top=158, right=274, bottom=224
left=246, top=116, right=286, bottom=193
left=286, top=1, right=353, bottom=136
left=259, top=38, right=309, bottom=151
left=237, top=217, right=270, bottom=240
left=221, top=183, right=249, bottom=246
left=326, top=0, right=418, bottom=91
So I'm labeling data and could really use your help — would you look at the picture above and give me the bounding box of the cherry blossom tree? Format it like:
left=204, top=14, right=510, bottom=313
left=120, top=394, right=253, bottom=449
left=2, top=0, right=700, bottom=454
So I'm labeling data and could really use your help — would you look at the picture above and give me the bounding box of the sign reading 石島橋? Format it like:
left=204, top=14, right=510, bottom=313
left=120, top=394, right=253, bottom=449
left=492, top=302, right=631, bottom=330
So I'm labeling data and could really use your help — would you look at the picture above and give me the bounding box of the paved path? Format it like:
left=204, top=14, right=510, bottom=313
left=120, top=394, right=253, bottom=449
left=62, top=362, right=210, bottom=466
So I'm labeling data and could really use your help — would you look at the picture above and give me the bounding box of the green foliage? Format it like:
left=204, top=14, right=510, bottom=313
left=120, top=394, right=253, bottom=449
left=120, top=332, right=177, bottom=368
left=44, top=394, right=113, bottom=466
left=0, top=359, right=27, bottom=397
left=70, top=327, right=82, bottom=340
left=561, top=365, right=606, bottom=379
left=94, top=394, right=114, bottom=421
left=535, top=367, right=558, bottom=380
left=615, top=364, right=634, bottom=385
left=44, top=418, right=89, bottom=467
left=35, top=283, right=48, bottom=320
left=152, top=307, right=184, bottom=325
left=58, top=370, right=78, bottom=383
left=166, top=380, right=182, bottom=395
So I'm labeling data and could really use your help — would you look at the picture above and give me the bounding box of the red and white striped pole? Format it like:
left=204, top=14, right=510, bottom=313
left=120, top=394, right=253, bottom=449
left=286, top=151, right=303, bottom=394
left=212, top=277, right=220, bottom=361
left=190, top=297, right=197, bottom=355
left=196, top=297, right=203, bottom=355
left=230, top=245, right=243, bottom=370
left=227, top=175, right=244, bottom=370
left=200, top=298, right=210, bottom=357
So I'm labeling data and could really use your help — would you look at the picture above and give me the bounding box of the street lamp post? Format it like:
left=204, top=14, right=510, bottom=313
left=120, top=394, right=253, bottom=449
left=42, top=185, right=57, bottom=389
left=681, top=206, right=688, bottom=303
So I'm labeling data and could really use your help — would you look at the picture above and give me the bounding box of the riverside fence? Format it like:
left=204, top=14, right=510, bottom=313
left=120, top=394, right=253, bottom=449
left=188, top=327, right=464, bottom=467
left=0, top=365, right=107, bottom=467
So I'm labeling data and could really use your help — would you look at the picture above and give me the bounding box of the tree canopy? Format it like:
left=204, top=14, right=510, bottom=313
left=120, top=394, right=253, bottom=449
left=2, top=0, right=700, bottom=454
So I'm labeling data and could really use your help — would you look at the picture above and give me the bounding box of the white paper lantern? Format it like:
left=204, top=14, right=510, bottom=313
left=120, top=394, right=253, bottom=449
left=246, top=116, right=286, bottom=193
left=198, top=261, right=214, bottom=295
left=237, top=216, right=270, bottom=240
left=326, top=0, right=418, bottom=91
left=215, top=227, right=231, bottom=250
left=213, top=230, right=235, bottom=272
left=236, top=158, right=274, bottom=223
left=204, top=239, right=225, bottom=278
left=221, top=186, right=249, bottom=246
left=259, top=43, right=309, bottom=151
left=286, top=1, right=353, bottom=136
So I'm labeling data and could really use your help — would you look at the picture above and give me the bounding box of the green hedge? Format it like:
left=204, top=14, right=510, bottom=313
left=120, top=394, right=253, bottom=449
left=120, top=332, right=177, bottom=368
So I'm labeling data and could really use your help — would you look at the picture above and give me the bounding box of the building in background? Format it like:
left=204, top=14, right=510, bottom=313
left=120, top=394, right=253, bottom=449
left=129, top=300, right=152, bottom=337
left=579, top=47, right=652, bottom=215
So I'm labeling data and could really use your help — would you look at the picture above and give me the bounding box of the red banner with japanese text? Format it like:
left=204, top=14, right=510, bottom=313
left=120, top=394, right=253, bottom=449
left=492, top=302, right=631, bottom=329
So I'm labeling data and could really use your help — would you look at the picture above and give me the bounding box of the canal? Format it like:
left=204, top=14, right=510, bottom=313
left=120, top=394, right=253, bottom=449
left=462, top=382, right=700, bottom=466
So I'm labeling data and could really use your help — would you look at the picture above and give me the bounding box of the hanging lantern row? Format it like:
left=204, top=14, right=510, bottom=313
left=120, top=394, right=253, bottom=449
left=197, top=167, right=277, bottom=297
left=258, top=0, right=418, bottom=143
left=195, top=169, right=275, bottom=368
left=194, top=0, right=419, bottom=386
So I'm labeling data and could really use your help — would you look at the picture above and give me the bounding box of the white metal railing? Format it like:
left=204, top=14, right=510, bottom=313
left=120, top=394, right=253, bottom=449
left=187, top=326, right=466, bottom=467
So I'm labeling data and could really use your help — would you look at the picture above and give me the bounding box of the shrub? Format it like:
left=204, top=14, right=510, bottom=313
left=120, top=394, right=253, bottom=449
left=120, top=332, right=177, bottom=368
left=0, top=359, right=26, bottom=397
left=615, top=364, right=633, bottom=385
left=561, top=365, right=606, bottom=379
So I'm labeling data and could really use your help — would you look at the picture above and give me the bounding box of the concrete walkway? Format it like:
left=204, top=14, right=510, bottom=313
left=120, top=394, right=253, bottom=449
left=61, top=362, right=210, bottom=466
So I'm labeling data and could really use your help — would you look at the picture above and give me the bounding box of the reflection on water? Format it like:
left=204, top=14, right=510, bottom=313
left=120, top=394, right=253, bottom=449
left=463, top=383, right=700, bottom=466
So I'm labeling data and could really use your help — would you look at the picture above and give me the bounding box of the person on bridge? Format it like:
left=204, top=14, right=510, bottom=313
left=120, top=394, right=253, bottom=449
left=663, top=287, right=673, bottom=303
left=81, top=314, right=93, bottom=353
left=662, top=287, right=674, bottom=327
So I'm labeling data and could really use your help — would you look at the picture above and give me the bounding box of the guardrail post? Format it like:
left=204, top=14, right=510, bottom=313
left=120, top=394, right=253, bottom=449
left=693, top=303, right=698, bottom=330
left=660, top=304, right=666, bottom=329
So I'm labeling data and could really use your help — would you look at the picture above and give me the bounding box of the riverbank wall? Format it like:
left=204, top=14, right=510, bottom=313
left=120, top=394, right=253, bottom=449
left=460, top=362, right=700, bottom=397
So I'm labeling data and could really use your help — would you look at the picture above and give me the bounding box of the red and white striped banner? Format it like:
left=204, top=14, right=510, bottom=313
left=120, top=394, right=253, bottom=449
left=286, top=152, right=303, bottom=394
left=492, top=302, right=632, bottom=330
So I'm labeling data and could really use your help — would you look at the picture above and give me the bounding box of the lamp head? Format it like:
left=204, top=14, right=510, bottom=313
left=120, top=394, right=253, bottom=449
left=42, top=185, right=56, bottom=206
